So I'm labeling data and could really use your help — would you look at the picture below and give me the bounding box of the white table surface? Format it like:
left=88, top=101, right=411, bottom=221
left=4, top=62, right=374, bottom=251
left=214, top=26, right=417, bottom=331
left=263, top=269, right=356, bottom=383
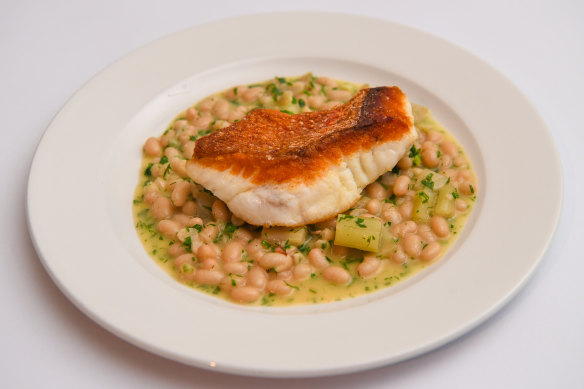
left=2, top=1, right=583, bottom=387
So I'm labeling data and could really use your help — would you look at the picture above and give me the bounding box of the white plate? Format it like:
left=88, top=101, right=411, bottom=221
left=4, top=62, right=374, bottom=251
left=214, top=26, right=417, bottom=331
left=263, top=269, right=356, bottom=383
left=27, top=12, right=562, bottom=377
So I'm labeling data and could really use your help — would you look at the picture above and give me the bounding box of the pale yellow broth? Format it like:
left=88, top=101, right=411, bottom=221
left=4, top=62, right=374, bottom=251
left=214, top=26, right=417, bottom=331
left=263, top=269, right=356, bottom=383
left=133, top=74, right=477, bottom=306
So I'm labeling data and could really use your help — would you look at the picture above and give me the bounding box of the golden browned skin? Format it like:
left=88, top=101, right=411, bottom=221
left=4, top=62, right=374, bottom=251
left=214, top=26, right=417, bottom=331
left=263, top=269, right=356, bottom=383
left=192, top=86, right=413, bottom=185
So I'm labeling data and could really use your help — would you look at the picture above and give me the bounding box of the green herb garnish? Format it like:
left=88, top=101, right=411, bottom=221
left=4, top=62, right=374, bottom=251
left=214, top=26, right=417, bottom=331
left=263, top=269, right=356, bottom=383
left=144, top=163, right=153, bottom=176
left=223, top=223, right=238, bottom=239
left=409, top=145, right=422, bottom=166
left=417, top=191, right=430, bottom=204
left=183, top=236, right=192, bottom=251
left=284, top=281, right=299, bottom=290
left=421, top=173, right=434, bottom=190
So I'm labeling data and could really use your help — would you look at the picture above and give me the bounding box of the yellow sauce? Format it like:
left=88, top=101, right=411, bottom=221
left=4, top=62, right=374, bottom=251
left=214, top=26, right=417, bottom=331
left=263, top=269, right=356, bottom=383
left=133, top=74, right=477, bottom=306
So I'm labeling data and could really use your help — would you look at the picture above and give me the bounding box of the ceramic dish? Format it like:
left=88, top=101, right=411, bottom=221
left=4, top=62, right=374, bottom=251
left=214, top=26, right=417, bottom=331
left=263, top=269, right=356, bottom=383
left=27, top=12, right=562, bottom=377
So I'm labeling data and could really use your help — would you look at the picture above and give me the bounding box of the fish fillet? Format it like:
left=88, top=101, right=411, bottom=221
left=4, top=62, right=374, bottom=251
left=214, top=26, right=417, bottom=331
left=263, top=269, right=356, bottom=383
left=186, top=86, right=416, bottom=226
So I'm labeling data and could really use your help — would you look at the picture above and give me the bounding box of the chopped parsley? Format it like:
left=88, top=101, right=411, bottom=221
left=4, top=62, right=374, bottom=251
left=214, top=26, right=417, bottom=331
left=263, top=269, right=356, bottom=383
left=223, top=223, right=239, bottom=239
left=202, top=188, right=214, bottom=196
left=417, top=191, right=430, bottom=204
left=198, top=129, right=212, bottom=137
left=159, top=155, right=168, bottom=164
left=409, top=145, right=422, bottom=166
left=298, top=241, right=311, bottom=255
left=163, top=164, right=172, bottom=178
left=421, top=173, right=434, bottom=190
left=183, top=236, right=192, bottom=251
left=385, top=193, right=397, bottom=205
left=261, top=240, right=276, bottom=252
left=355, top=217, right=367, bottom=228
left=284, top=281, right=299, bottom=290
left=266, top=83, right=284, bottom=101
left=144, top=163, right=153, bottom=177
left=283, top=240, right=291, bottom=250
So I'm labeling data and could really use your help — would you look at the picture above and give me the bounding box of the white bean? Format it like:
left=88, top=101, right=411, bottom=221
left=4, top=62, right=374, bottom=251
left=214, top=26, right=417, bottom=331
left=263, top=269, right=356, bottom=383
left=266, top=279, right=294, bottom=295
left=420, top=241, right=441, bottom=261
left=212, top=199, right=230, bottom=222
left=402, top=234, right=423, bottom=258
left=171, top=181, right=191, bottom=207
left=211, top=99, right=230, bottom=120
left=151, top=197, right=174, bottom=220
left=366, top=199, right=381, bottom=215
left=293, top=263, right=312, bottom=281
left=323, top=266, right=351, bottom=285
left=181, top=200, right=197, bottom=217
left=259, top=252, right=293, bottom=272
left=357, top=256, right=381, bottom=278
left=230, top=287, right=260, bottom=303
left=197, top=244, right=219, bottom=261
left=325, top=88, right=352, bottom=101
left=170, top=158, right=187, bottom=177
left=246, top=267, right=268, bottom=289
left=366, top=182, right=386, bottom=200
left=393, top=175, right=410, bottom=196
left=222, top=241, right=243, bottom=263
left=194, top=269, right=224, bottom=285
left=185, top=107, right=198, bottom=122
left=308, top=248, right=329, bottom=270
left=430, top=215, right=449, bottom=237
left=223, top=262, right=248, bottom=276
left=144, top=137, right=162, bottom=156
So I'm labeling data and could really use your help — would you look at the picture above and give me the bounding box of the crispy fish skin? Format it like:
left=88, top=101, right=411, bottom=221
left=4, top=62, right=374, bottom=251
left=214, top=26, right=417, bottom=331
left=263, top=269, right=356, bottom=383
left=186, top=86, right=416, bottom=226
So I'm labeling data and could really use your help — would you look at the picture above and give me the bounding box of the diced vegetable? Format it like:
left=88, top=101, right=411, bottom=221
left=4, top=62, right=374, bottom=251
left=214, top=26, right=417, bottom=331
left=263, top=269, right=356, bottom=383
left=334, top=214, right=382, bottom=252
left=262, top=226, right=308, bottom=247
left=434, top=184, right=456, bottom=218
left=412, top=188, right=437, bottom=223
left=378, top=222, right=398, bottom=257
left=413, top=169, right=449, bottom=190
